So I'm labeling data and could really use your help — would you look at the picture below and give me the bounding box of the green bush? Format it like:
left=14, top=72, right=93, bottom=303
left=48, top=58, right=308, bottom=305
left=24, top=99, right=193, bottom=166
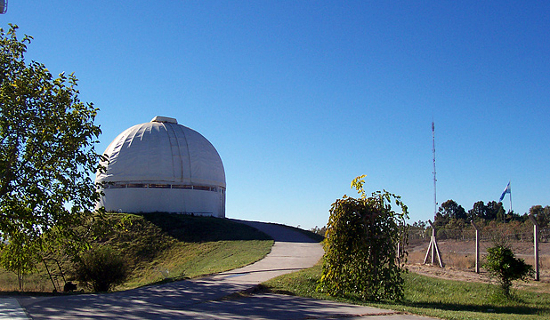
left=483, top=245, right=534, bottom=296
left=317, top=175, right=408, bottom=301
left=74, top=246, right=129, bottom=292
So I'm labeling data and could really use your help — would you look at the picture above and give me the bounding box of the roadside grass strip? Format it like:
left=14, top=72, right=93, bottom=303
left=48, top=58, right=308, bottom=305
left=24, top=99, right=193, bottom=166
left=263, top=263, right=550, bottom=320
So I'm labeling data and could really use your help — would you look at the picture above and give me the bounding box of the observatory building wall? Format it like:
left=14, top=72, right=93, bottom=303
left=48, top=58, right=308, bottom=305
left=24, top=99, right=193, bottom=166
left=98, top=186, right=225, bottom=217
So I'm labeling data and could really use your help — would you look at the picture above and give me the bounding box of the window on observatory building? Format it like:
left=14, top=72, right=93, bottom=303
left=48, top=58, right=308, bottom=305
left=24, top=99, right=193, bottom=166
left=172, top=185, right=193, bottom=189
left=104, top=183, right=222, bottom=192
left=148, top=184, right=171, bottom=189
left=126, top=183, right=147, bottom=188
left=106, top=183, right=126, bottom=189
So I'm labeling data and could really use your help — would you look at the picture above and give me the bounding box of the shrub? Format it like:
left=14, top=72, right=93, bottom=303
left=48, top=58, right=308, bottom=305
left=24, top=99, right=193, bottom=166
left=74, top=246, right=128, bottom=292
left=483, top=245, right=534, bottom=296
left=317, top=175, right=408, bottom=301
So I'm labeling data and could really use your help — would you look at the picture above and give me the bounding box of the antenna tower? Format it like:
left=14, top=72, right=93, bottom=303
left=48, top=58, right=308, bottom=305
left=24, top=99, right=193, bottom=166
left=432, top=121, right=437, bottom=217
left=424, top=121, right=444, bottom=267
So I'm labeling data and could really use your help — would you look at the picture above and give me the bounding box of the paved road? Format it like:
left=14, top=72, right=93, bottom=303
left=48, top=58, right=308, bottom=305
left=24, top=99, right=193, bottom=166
left=6, top=220, right=438, bottom=319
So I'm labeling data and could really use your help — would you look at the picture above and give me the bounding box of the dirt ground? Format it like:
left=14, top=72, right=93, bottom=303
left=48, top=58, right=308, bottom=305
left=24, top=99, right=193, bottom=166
left=405, top=239, right=550, bottom=292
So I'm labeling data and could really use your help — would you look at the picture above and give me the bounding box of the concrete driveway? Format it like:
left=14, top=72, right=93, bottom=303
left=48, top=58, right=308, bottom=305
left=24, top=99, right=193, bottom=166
left=7, top=220, right=437, bottom=319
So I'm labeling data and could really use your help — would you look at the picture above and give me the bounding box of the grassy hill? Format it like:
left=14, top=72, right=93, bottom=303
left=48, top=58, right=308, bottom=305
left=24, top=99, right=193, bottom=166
left=0, top=213, right=274, bottom=292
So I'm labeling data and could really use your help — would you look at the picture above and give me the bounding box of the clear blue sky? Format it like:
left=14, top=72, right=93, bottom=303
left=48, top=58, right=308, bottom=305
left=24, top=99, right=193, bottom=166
left=4, top=1, right=549, bottom=229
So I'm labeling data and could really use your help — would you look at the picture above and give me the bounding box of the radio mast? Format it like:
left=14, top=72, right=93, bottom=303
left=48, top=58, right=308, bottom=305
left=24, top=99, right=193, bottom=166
left=432, top=121, right=437, bottom=218
left=424, top=121, right=444, bottom=267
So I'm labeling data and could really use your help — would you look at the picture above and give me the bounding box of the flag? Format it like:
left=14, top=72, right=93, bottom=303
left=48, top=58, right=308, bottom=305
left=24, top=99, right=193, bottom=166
left=499, top=181, right=511, bottom=202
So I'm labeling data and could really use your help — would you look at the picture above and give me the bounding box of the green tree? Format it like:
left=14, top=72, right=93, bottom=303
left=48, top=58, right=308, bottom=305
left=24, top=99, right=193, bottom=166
left=433, top=211, right=449, bottom=228
left=317, top=175, right=408, bottom=301
left=483, top=245, right=534, bottom=296
left=0, top=24, right=102, bottom=282
left=468, top=201, right=487, bottom=221
left=0, top=229, right=38, bottom=290
left=529, top=205, right=550, bottom=227
left=486, top=201, right=504, bottom=221
left=438, top=199, right=467, bottom=222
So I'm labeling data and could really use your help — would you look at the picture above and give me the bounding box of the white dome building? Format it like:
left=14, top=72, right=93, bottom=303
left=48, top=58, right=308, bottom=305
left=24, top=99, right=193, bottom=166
left=96, top=116, right=226, bottom=217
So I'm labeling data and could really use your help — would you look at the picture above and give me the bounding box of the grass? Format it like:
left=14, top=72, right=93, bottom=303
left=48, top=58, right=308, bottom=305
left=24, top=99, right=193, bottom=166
left=120, top=239, right=273, bottom=289
left=139, top=212, right=272, bottom=242
left=263, top=263, right=550, bottom=320
left=0, top=213, right=274, bottom=293
left=263, top=221, right=325, bottom=243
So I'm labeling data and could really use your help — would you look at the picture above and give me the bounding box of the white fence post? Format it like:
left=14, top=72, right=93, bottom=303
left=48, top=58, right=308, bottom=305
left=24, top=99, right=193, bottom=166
left=471, top=221, right=480, bottom=274
left=529, top=213, right=540, bottom=281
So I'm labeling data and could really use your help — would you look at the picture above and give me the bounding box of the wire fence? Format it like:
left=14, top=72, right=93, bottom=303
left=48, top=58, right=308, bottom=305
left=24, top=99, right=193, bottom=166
left=405, top=224, right=550, bottom=279
left=408, top=224, right=550, bottom=243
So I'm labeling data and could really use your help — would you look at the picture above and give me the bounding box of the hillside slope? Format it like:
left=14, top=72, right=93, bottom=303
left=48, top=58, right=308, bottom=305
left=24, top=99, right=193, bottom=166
left=0, top=213, right=274, bottom=292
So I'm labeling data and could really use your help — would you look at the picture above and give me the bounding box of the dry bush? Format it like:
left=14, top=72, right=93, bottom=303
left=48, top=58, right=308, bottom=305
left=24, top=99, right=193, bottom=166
left=443, top=253, right=476, bottom=270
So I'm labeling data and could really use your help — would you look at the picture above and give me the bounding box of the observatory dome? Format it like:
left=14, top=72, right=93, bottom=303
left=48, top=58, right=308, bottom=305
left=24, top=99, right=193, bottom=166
left=96, top=116, right=226, bottom=217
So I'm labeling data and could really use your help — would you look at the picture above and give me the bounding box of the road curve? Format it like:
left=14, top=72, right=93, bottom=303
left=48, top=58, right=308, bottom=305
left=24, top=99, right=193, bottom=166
left=11, top=220, right=436, bottom=320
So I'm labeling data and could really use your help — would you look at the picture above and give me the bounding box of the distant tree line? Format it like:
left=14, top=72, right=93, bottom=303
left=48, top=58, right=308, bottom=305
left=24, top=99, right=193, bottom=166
left=316, top=199, right=550, bottom=241
left=409, top=200, right=550, bottom=241
left=432, top=200, right=549, bottom=227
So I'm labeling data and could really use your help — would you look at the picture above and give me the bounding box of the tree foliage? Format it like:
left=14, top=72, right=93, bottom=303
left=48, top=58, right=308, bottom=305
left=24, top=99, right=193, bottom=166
left=429, top=198, right=524, bottom=235
left=468, top=201, right=487, bottom=221
left=414, top=199, right=547, bottom=241
left=529, top=205, right=550, bottom=227
left=483, top=245, right=534, bottom=296
left=0, top=24, right=102, bottom=278
left=439, top=200, right=467, bottom=221
left=486, top=201, right=506, bottom=222
left=317, top=175, right=408, bottom=301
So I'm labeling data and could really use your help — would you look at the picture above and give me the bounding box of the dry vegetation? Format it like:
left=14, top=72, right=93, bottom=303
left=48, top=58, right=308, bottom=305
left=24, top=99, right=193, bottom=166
left=406, top=238, right=550, bottom=292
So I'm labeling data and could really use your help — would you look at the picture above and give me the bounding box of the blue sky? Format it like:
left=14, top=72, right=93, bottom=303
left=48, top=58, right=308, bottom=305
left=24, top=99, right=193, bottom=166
left=3, top=1, right=549, bottom=229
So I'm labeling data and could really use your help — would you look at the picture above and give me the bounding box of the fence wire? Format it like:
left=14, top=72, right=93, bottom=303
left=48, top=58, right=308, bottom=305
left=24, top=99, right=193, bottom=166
left=406, top=225, right=549, bottom=276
